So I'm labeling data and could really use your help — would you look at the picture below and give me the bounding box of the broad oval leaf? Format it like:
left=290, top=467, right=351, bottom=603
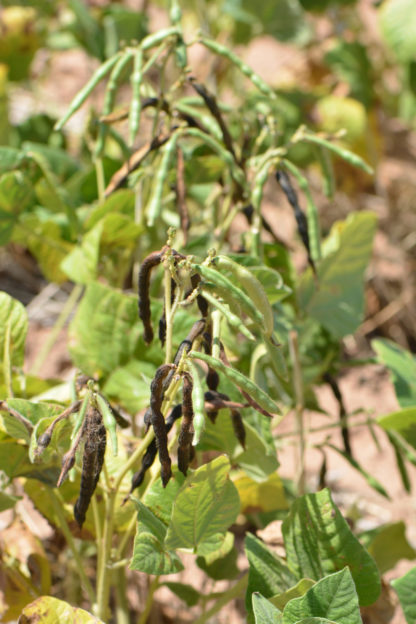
left=391, top=566, right=416, bottom=624
left=0, top=291, right=28, bottom=368
left=252, top=592, right=282, bottom=624
left=165, top=455, right=240, bottom=552
left=19, top=596, right=103, bottom=623
left=282, top=568, right=361, bottom=624
left=282, top=489, right=380, bottom=606
left=373, top=339, right=416, bottom=408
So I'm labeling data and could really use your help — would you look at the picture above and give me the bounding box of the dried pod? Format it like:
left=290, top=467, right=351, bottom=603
left=178, top=374, right=194, bottom=476
left=150, top=364, right=174, bottom=487
left=275, top=169, right=316, bottom=274
left=138, top=249, right=164, bottom=344
left=190, top=274, right=209, bottom=318
left=230, top=409, right=246, bottom=449
left=128, top=404, right=182, bottom=497
left=74, top=408, right=107, bottom=528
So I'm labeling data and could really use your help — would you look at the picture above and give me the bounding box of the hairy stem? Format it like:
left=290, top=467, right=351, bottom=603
left=289, top=330, right=306, bottom=495
left=137, top=576, right=160, bottom=624
left=194, top=573, right=248, bottom=624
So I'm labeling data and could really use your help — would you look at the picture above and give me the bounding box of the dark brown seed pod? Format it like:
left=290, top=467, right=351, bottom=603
left=74, top=408, right=106, bottom=528
left=173, top=318, right=207, bottom=366
left=35, top=400, right=82, bottom=458
left=275, top=169, right=316, bottom=274
left=150, top=364, right=174, bottom=487
left=138, top=249, right=164, bottom=344
left=178, top=374, right=194, bottom=476
left=191, top=274, right=209, bottom=318
left=127, top=404, right=183, bottom=499
left=230, top=409, right=246, bottom=449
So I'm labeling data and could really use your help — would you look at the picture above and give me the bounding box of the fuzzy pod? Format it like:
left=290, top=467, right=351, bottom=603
left=230, top=409, right=246, bottom=449
left=74, top=408, right=106, bottom=528
left=138, top=249, right=164, bottom=344
left=178, top=374, right=194, bottom=476
left=129, top=404, right=183, bottom=495
left=150, top=364, right=174, bottom=487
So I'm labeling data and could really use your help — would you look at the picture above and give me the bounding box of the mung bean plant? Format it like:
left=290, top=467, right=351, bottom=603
left=1, top=2, right=416, bottom=623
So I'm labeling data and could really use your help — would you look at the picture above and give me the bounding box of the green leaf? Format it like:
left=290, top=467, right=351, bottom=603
left=0, top=171, right=34, bottom=243
left=163, top=581, right=200, bottom=607
left=379, top=0, right=416, bottom=64
left=324, top=41, right=373, bottom=106
left=0, top=292, right=28, bottom=368
left=198, top=410, right=279, bottom=481
left=16, top=213, right=72, bottom=283
left=0, top=490, right=21, bottom=511
left=22, top=142, right=79, bottom=180
left=61, top=222, right=102, bottom=284
left=130, top=499, right=184, bottom=575
left=252, top=592, right=283, bottom=624
left=378, top=408, right=416, bottom=449
left=165, top=456, right=240, bottom=552
left=245, top=533, right=298, bottom=622
left=373, top=339, right=416, bottom=408
left=19, top=596, right=103, bottom=623
left=143, top=469, right=186, bottom=526
left=298, top=212, right=377, bottom=338
left=196, top=535, right=239, bottom=580
left=234, top=472, right=288, bottom=513
left=86, top=189, right=135, bottom=228
left=270, top=579, right=316, bottom=610
left=69, top=282, right=142, bottom=377
left=0, top=147, right=22, bottom=174
left=392, top=566, right=416, bottom=624
left=364, top=522, right=416, bottom=575
left=282, top=489, right=381, bottom=606
left=103, top=360, right=155, bottom=413
left=282, top=569, right=361, bottom=624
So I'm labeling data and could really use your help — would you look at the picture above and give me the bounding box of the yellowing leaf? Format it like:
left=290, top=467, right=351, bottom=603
left=234, top=471, right=288, bottom=513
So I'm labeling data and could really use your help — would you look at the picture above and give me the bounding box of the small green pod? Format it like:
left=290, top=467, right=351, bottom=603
left=189, top=351, right=281, bottom=417
left=55, top=52, right=122, bottom=131
left=129, top=47, right=143, bottom=146
left=141, top=27, right=179, bottom=51
left=214, top=256, right=274, bottom=337
left=301, top=133, right=373, bottom=175
left=192, top=263, right=265, bottom=333
left=200, top=288, right=255, bottom=342
left=147, top=132, right=180, bottom=226
left=188, top=361, right=206, bottom=446
left=71, top=392, right=90, bottom=440
left=96, top=393, right=118, bottom=456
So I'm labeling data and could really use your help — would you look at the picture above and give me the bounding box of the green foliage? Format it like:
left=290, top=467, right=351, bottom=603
left=392, top=566, right=416, bottom=624
left=0, top=1, right=413, bottom=622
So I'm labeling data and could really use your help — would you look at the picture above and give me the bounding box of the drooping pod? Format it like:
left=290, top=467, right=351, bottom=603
left=138, top=249, right=164, bottom=344
left=230, top=409, right=246, bottom=449
left=275, top=169, right=316, bottom=274
left=150, top=364, right=174, bottom=487
left=178, top=374, right=194, bottom=476
left=128, top=404, right=183, bottom=499
left=74, top=408, right=107, bottom=528
left=34, top=400, right=81, bottom=457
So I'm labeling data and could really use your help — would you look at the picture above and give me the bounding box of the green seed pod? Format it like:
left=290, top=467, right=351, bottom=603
left=129, top=47, right=143, bottom=146
left=187, top=361, right=206, bottom=446
left=201, top=288, right=255, bottom=341
left=55, top=52, right=123, bottom=131
left=147, top=131, right=180, bottom=226
left=193, top=263, right=265, bottom=333
left=214, top=256, right=274, bottom=337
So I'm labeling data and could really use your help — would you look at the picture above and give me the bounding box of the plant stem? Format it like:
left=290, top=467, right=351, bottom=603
left=193, top=573, right=248, bottom=624
left=137, top=576, right=160, bottom=624
left=48, top=488, right=96, bottom=606
left=114, top=567, right=130, bottom=624
left=95, top=157, right=106, bottom=204
left=96, top=488, right=116, bottom=621
left=289, top=330, right=306, bottom=495
left=30, top=284, right=83, bottom=376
